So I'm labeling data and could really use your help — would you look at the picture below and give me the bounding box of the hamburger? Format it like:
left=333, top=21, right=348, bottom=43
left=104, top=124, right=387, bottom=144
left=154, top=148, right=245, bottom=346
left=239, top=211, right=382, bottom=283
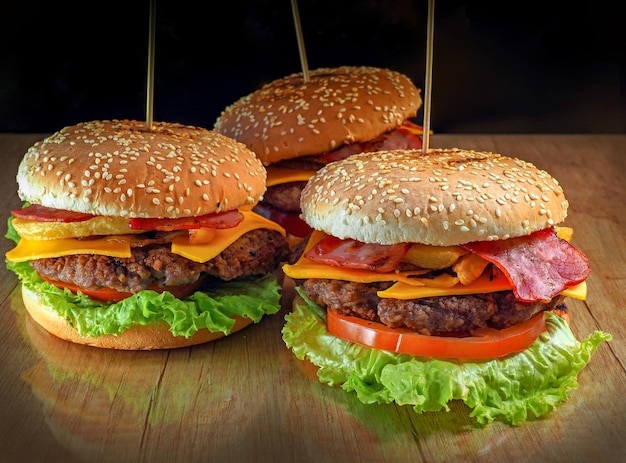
left=5, top=119, right=289, bottom=350
left=213, top=66, right=423, bottom=247
left=281, top=148, right=611, bottom=425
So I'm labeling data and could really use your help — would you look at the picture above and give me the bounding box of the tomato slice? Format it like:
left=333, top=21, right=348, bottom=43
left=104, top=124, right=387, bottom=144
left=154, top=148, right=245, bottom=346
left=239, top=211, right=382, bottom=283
left=128, top=210, right=243, bottom=231
left=326, top=310, right=547, bottom=359
left=39, top=275, right=204, bottom=302
left=11, top=204, right=95, bottom=223
left=253, top=203, right=312, bottom=238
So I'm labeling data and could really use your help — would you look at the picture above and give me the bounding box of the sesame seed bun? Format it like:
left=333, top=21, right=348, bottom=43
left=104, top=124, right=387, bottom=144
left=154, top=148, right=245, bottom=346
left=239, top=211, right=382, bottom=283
left=214, top=66, right=422, bottom=165
left=16, top=119, right=267, bottom=218
left=300, top=148, right=569, bottom=246
left=21, top=285, right=253, bottom=350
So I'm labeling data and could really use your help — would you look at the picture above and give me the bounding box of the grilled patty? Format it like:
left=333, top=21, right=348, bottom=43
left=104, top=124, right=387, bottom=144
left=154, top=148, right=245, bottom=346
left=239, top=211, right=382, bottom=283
left=303, top=278, right=564, bottom=335
left=31, top=229, right=288, bottom=294
left=262, top=182, right=306, bottom=213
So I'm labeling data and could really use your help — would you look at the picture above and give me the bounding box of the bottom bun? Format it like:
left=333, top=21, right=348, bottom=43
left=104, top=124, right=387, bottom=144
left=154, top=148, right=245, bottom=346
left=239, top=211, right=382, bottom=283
left=22, top=285, right=253, bottom=350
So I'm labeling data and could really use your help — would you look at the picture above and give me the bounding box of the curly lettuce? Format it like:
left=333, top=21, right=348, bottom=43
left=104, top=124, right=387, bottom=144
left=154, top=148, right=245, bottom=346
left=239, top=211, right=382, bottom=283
left=282, top=287, right=611, bottom=425
left=5, top=212, right=282, bottom=338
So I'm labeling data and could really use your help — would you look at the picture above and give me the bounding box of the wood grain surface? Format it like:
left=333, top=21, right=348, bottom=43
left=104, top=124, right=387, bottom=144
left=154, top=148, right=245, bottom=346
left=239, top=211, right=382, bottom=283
left=1, top=134, right=624, bottom=463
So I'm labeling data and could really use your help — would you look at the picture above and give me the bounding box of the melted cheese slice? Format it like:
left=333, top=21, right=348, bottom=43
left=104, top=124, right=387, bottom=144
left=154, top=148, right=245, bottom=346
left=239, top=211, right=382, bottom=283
left=283, top=259, right=432, bottom=285
left=171, top=211, right=285, bottom=262
left=266, top=167, right=318, bottom=187
left=379, top=275, right=587, bottom=300
left=6, top=211, right=285, bottom=264
left=6, top=235, right=133, bottom=261
left=282, top=230, right=587, bottom=300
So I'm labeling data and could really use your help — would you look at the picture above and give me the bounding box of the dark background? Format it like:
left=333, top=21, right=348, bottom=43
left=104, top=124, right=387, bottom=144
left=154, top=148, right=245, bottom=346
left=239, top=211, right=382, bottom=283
left=1, top=0, right=624, bottom=134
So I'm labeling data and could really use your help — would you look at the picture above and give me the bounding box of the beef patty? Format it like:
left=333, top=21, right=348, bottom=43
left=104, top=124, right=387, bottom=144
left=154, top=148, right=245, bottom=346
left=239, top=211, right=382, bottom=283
left=303, top=278, right=565, bottom=335
left=31, top=229, right=288, bottom=294
left=261, top=182, right=306, bottom=213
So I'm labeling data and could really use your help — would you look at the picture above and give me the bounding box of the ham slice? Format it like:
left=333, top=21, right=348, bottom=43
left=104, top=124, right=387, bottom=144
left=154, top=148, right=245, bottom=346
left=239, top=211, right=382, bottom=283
left=305, top=235, right=410, bottom=273
left=463, top=228, right=591, bottom=303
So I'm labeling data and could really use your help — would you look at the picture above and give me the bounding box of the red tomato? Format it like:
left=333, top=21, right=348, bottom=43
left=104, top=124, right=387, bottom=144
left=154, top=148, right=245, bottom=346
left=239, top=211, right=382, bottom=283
left=39, top=275, right=203, bottom=302
left=326, top=310, right=547, bottom=359
left=128, top=210, right=243, bottom=231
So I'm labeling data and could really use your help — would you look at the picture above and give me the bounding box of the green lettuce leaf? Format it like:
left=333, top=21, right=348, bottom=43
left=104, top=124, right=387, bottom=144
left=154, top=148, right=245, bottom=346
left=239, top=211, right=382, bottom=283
left=6, top=259, right=282, bottom=338
left=282, top=287, right=611, bottom=425
left=5, top=213, right=20, bottom=244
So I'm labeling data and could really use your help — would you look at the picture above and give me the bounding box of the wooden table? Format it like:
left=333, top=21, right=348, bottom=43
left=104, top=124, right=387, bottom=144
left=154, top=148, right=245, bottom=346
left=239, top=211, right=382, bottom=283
left=1, top=133, right=624, bottom=463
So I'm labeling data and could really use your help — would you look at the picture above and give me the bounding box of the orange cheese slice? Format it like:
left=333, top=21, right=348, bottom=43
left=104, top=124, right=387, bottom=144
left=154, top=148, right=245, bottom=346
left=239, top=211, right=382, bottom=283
left=283, top=259, right=432, bottom=285
left=6, top=211, right=285, bottom=264
left=5, top=235, right=133, bottom=262
left=171, top=211, right=285, bottom=262
left=379, top=277, right=587, bottom=300
left=377, top=273, right=513, bottom=299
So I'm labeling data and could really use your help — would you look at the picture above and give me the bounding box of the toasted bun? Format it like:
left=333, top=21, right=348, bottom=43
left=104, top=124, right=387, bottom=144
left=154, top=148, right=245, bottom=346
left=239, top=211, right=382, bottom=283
left=16, top=119, right=266, bottom=218
left=300, top=148, right=569, bottom=246
left=21, top=285, right=253, bottom=350
left=214, top=66, right=422, bottom=165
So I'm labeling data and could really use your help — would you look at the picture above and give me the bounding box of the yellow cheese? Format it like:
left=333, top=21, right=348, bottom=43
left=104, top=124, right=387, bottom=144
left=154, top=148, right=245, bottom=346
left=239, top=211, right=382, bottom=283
left=561, top=281, right=587, bottom=300
left=6, top=210, right=286, bottom=264
left=378, top=273, right=509, bottom=299
left=5, top=236, right=133, bottom=262
left=379, top=277, right=587, bottom=300
left=266, top=166, right=318, bottom=187
left=554, top=226, right=573, bottom=241
left=283, top=259, right=431, bottom=285
left=171, top=210, right=285, bottom=263
left=283, top=230, right=587, bottom=300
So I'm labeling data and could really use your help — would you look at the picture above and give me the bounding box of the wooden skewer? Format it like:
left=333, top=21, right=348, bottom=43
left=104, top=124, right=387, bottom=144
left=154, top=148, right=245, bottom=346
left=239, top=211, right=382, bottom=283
left=291, top=0, right=310, bottom=82
left=146, top=0, right=156, bottom=129
left=422, top=0, right=435, bottom=153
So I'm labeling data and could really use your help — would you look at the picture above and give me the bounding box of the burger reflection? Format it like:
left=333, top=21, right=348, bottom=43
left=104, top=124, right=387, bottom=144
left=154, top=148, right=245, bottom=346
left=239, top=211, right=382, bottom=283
left=18, top=305, right=272, bottom=462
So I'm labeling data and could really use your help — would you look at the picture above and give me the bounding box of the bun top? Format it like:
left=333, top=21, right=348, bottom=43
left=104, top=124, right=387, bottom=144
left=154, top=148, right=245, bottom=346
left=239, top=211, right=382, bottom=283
left=300, top=149, right=569, bottom=246
left=214, top=66, right=422, bottom=165
left=16, top=120, right=267, bottom=218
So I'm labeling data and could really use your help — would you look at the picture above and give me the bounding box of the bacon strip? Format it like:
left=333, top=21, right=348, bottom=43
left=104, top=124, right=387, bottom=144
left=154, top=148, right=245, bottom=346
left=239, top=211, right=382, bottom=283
left=305, top=235, right=410, bottom=273
left=463, top=228, right=591, bottom=302
left=11, top=204, right=95, bottom=222
left=128, top=210, right=244, bottom=231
